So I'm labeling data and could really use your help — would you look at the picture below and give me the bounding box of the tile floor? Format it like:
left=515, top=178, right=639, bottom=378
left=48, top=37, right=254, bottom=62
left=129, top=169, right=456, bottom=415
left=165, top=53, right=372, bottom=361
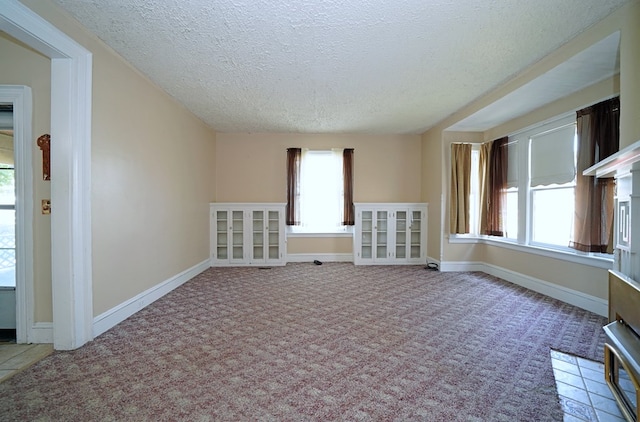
left=551, top=349, right=632, bottom=421
left=0, top=343, right=53, bottom=383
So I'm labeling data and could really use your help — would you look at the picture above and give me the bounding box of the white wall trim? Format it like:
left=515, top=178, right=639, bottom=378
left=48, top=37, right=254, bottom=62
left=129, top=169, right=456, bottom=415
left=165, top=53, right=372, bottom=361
left=286, top=253, right=353, bottom=263
left=440, top=260, right=608, bottom=316
left=29, top=322, right=53, bottom=344
left=93, top=260, right=210, bottom=338
left=440, top=260, right=486, bottom=272
left=1, top=0, right=94, bottom=350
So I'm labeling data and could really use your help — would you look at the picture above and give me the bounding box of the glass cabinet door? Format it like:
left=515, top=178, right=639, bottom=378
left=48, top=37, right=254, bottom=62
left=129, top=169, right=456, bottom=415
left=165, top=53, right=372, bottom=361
left=410, top=210, right=422, bottom=258
left=360, top=210, right=373, bottom=259
left=252, top=210, right=264, bottom=260
left=268, top=210, right=280, bottom=259
left=216, top=210, right=228, bottom=260
left=395, top=210, right=407, bottom=259
left=232, top=210, right=244, bottom=260
left=376, top=210, right=388, bottom=259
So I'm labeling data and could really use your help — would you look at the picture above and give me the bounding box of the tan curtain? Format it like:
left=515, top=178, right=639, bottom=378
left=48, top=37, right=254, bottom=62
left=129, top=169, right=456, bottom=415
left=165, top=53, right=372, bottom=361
left=485, top=137, right=508, bottom=236
left=342, top=148, right=355, bottom=226
left=450, top=143, right=471, bottom=233
left=570, top=97, right=619, bottom=253
left=286, top=148, right=301, bottom=226
left=478, top=142, right=491, bottom=236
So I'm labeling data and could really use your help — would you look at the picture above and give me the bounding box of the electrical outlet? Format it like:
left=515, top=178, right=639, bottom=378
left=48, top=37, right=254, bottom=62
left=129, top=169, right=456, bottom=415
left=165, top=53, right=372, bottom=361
left=42, top=199, right=51, bottom=214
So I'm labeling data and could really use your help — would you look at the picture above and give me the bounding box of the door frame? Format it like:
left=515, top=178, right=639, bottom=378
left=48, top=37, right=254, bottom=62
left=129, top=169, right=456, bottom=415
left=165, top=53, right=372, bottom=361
left=0, top=1, right=93, bottom=350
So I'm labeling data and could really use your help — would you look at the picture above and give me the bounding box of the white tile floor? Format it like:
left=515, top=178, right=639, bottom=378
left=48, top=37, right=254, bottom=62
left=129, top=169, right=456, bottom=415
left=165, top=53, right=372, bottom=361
left=551, top=349, right=630, bottom=421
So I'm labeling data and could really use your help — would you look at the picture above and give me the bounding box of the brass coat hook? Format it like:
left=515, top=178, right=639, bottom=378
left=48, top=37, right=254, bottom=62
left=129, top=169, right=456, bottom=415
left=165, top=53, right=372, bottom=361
left=37, top=133, right=50, bottom=181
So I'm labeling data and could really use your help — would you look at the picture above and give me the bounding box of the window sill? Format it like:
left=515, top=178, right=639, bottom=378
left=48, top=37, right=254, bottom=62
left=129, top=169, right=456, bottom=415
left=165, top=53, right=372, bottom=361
left=287, top=227, right=354, bottom=238
left=448, top=234, right=613, bottom=269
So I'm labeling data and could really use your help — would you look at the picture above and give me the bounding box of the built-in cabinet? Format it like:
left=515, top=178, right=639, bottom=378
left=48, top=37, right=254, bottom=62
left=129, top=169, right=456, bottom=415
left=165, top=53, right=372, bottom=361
left=354, top=203, right=427, bottom=265
left=210, top=203, right=286, bottom=266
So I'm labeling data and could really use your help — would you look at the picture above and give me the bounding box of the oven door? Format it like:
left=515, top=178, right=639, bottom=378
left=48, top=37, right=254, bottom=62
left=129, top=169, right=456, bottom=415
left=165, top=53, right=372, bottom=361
left=604, top=321, right=640, bottom=422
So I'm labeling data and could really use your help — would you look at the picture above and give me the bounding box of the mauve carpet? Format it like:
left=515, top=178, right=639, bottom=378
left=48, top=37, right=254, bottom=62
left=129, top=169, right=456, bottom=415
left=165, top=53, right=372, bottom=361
left=0, top=263, right=607, bottom=421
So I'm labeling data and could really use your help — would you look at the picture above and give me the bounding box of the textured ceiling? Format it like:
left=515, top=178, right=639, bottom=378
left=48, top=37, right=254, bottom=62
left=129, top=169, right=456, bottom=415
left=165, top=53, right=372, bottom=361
left=51, top=0, right=630, bottom=134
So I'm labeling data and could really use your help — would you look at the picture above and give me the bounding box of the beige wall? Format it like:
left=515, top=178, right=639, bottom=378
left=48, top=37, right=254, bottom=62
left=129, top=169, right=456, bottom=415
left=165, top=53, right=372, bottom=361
left=421, top=3, right=635, bottom=301
left=216, top=133, right=422, bottom=254
left=619, top=1, right=640, bottom=148
left=20, top=0, right=217, bottom=316
left=421, top=129, right=443, bottom=262
left=0, top=32, right=53, bottom=323
left=287, top=237, right=353, bottom=255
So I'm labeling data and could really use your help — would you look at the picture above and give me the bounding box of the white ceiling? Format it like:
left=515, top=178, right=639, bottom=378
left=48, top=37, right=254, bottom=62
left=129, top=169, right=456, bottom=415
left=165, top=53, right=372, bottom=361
left=51, top=0, right=630, bottom=135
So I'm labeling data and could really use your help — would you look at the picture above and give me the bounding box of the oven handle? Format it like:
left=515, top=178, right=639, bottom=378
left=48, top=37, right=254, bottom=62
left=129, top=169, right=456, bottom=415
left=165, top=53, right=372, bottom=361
left=604, top=341, right=640, bottom=422
left=604, top=342, right=640, bottom=391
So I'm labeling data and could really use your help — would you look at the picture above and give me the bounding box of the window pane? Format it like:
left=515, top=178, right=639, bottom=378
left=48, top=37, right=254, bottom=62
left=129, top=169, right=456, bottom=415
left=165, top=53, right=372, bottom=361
left=0, top=209, right=15, bottom=287
left=505, top=189, right=518, bottom=239
left=531, top=187, right=574, bottom=246
left=300, top=150, right=343, bottom=230
left=0, top=168, right=14, bottom=206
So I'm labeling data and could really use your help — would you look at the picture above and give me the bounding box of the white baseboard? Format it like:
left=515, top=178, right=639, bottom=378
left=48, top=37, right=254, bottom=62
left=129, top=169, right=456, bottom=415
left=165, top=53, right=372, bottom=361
left=440, top=260, right=608, bottom=317
left=93, top=259, right=210, bottom=338
left=439, top=260, right=486, bottom=272
left=29, top=322, right=53, bottom=344
left=286, top=253, right=353, bottom=263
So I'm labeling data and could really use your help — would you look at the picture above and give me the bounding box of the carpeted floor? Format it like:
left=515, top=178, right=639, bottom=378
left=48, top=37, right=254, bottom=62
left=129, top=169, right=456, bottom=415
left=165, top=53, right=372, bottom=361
left=0, top=263, right=607, bottom=421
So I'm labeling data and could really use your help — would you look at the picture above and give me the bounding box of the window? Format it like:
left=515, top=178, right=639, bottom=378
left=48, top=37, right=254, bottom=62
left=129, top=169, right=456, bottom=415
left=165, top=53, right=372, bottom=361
left=287, top=148, right=353, bottom=233
left=0, top=165, right=15, bottom=288
left=523, top=118, right=577, bottom=248
left=460, top=115, right=585, bottom=252
left=299, top=149, right=344, bottom=231
left=453, top=97, right=619, bottom=263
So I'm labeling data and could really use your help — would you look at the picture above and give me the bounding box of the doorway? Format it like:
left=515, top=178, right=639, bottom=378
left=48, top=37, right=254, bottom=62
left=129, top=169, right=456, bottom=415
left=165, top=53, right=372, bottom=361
left=0, top=103, right=15, bottom=343
left=2, top=0, right=93, bottom=350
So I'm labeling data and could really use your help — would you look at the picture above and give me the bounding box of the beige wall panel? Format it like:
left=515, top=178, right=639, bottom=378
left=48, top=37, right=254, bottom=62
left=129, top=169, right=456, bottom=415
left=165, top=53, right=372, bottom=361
left=21, top=0, right=217, bottom=316
left=619, top=1, right=640, bottom=149
left=215, top=133, right=422, bottom=203
left=287, top=237, right=352, bottom=255
left=483, top=246, right=608, bottom=299
left=215, top=134, right=285, bottom=202
left=421, top=130, right=442, bottom=261
left=0, top=32, right=53, bottom=323
left=88, top=52, right=216, bottom=316
left=442, top=243, right=485, bottom=263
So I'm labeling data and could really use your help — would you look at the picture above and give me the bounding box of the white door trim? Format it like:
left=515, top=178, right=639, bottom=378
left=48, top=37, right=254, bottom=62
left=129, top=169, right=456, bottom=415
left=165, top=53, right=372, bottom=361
left=0, top=1, right=93, bottom=350
left=0, top=85, right=34, bottom=344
